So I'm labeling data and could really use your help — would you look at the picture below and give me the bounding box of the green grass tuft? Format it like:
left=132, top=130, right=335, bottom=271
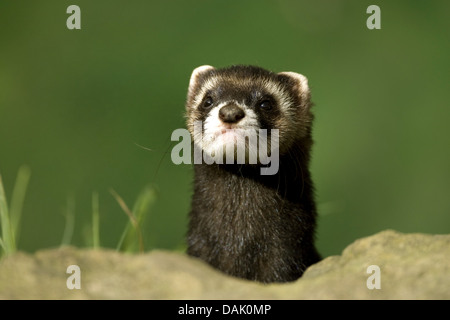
left=0, top=166, right=31, bottom=257
left=112, top=186, right=157, bottom=253
left=1, top=165, right=157, bottom=257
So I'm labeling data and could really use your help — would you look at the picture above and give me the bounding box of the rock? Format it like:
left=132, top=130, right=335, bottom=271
left=0, top=230, right=448, bottom=299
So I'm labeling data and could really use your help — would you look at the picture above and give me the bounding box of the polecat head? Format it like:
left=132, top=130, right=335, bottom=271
left=185, top=65, right=313, bottom=161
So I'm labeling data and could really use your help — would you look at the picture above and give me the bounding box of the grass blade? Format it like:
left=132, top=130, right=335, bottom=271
left=0, top=174, right=15, bottom=256
left=92, top=191, right=100, bottom=249
left=60, top=195, right=75, bottom=247
left=110, top=188, right=143, bottom=252
left=10, top=165, right=31, bottom=243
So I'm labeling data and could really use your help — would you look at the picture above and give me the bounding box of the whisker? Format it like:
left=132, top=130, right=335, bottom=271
left=134, top=142, right=153, bottom=152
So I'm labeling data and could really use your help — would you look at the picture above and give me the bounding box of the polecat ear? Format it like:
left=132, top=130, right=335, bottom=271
left=278, top=71, right=310, bottom=103
left=188, top=65, right=215, bottom=96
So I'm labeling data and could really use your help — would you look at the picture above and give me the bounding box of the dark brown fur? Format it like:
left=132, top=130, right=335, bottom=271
left=186, top=65, right=320, bottom=283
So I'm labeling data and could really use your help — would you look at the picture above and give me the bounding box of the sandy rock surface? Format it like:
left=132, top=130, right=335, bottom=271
left=0, top=230, right=448, bottom=299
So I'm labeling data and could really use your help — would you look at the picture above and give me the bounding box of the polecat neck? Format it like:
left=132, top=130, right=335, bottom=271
left=187, top=140, right=320, bottom=283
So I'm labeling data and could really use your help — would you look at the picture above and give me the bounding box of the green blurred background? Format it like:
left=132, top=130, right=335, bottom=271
left=0, top=0, right=449, bottom=257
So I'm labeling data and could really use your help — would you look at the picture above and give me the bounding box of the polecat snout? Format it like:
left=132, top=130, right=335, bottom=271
left=185, top=65, right=320, bottom=283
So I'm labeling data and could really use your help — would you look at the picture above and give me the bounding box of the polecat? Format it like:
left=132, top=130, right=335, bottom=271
left=185, top=65, right=321, bottom=283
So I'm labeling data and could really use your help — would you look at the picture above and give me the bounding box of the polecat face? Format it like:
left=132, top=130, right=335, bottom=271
left=185, top=65, right=312, bottom=161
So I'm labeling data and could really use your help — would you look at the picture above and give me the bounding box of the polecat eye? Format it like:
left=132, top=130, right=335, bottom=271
left=258, top=100, right=272, bottom=110
left=203, top=96, right=214, bottom=109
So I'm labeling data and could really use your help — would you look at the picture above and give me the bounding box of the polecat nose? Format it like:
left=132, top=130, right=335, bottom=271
left=218, top=104, right=245, bottom=123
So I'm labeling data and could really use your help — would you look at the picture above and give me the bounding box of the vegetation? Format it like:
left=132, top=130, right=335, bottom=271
left=0, top=166, right=156, bottom=259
